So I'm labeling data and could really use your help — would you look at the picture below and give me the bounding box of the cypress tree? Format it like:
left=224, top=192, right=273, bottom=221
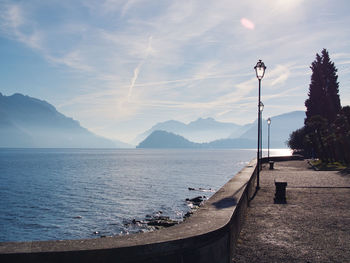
left=305, top=49, right=341, bottom=123
left=321, top=49, right=341, bottom=121
left=305, top=54, right=323, bottom=121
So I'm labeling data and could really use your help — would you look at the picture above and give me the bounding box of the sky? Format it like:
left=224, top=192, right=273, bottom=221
left=0, top=0, right=350, bottom=143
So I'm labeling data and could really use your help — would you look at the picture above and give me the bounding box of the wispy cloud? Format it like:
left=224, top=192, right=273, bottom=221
left=267, top=65, right=291, bottom=87
left=127, top=36, right=153, bottom=101
left=0, top=4, right=42, bottom=49
left=47, top=51, right=94, bottom=72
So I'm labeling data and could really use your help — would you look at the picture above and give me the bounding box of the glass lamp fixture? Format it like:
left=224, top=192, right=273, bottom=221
left=254, top=60, right=266, bottom=80
left=259, top=101, right=264, bottom=112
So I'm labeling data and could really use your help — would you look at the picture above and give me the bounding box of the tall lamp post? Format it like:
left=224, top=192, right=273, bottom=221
left=267, top=118, right=271, bottom=162
left=259, top=101, right=264, bottom=169
left=254, top=60, right=266, bottom=190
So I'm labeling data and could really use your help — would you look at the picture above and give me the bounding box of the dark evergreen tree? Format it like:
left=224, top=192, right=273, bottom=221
left=305, top=54, right=323, bottom=120
left=288, top=49, right=350, bottom=165
left=305, top=49, right=341, bottom=123
left=321, top=49, right=342, bottom=121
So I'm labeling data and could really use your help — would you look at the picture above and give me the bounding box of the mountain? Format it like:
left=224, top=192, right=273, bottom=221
left=186, top=117, right=244, bottom=140
left=228, top=122, right=255, bottom=139
left=0, top=110, right=33, bottom=147
left=0, top=93, right=129, bottom=148
left=137, top=111, right=305, bottom=149
left=137, top=130, right=257, bottom=149
left=239, top=111, right=305, bottom=148
left=203, top=138, right=257, bottom=148
left=136, top=130, right=198, bottom=148
left=133, top=120, right=187, bottom=144
left=133, top=117, right=244, bottom=144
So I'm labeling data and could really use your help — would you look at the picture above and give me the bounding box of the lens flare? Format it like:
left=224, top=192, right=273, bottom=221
left=240, top=18, right=255, bottom=30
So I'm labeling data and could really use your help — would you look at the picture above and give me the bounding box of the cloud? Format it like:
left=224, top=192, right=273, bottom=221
left=121, top=0, right=145, bottom=16
left=127, top=36, right=153, bottom=101
left=0, top=4, right=42, bottom=49
left=47, top=51, right=94, bottom=72
left=267, top=65, right=290, bottom=87
left=128, top=64, right=141, bottom=101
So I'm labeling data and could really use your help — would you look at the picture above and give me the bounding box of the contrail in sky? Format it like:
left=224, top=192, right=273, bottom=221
left=127, top=36, right=153, bottom=102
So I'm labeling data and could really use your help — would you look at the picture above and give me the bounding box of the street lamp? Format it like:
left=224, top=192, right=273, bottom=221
left=254, top=59, right=266, bottom=190
left=267, top=118, right=271, bottom=162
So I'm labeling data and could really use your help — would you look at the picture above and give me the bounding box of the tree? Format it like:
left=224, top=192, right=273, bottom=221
left=287, top=127, right=306, bottom=150
left=305, top=49, right=341, bottom=123
left=288, top=49, right=350, bottom=165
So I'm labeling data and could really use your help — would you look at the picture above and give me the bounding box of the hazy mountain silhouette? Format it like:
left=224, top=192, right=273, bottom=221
left=0, top=93, right=130, bottom=148
left=136, top=111, right=305, bottom=149
left=136, top=130, right=198, bottom=148
left=137, top=130, right=257, bottom=149
left=203, top=138, right=257, bottom=148
left=1, top=93, right=305, bottom=148
left=133, top=117, right=245, bottom=144
left=239, top=111, right=305, bottom=148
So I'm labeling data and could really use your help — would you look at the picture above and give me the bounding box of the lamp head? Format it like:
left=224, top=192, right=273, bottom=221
left=267, top=118, right=271, bottom=125
left=254, top=60, right=266, bottom=80
left=259, top=101, right=264, bottom=111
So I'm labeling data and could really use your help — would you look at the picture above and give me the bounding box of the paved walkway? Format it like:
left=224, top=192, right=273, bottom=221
left=232, top=160, right=350, bottom=263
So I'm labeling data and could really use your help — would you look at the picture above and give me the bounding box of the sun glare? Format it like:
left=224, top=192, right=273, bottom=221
left=240, top=18, right=255, bottom=30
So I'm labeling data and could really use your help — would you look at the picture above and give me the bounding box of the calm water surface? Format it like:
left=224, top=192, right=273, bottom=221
left=0, top=148, right=288, bottom=242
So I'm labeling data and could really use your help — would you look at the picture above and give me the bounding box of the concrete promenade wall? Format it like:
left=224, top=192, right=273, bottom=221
left=0, top=156, right=300, bottom=263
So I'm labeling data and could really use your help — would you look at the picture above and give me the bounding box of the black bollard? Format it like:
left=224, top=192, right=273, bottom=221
left=269, top=161, right=274, bottom=170
left=274, top=181, right=287, bottom=204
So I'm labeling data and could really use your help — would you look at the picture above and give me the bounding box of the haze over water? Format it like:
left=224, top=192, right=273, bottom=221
left=0, top=148, right=289, bottom=242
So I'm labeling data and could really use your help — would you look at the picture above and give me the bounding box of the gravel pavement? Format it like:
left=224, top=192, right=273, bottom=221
left=232, top=160, right=350, bottom=263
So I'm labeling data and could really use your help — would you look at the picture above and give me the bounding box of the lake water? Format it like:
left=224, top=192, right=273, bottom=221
left=0, top=148, right=289, bottom=242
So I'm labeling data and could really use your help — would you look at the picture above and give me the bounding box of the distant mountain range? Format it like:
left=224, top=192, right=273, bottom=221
left=0, top=93, right=130, bottom=148
left=133, top=117, right=250, bottom=144
left=136, top=130, right=257, bottom=149
left=137, top=111, right=305, bottom=149
left=0, top=92, right=305, bottom=149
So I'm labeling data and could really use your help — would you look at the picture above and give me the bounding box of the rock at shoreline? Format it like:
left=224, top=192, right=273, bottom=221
left=123, top=195, right=209, bottom=234
left=146, top=216, right=179, bottom=228
left=183, top=211, right=193, bottom=219
left=186, top=196, right=206, bottom=207
left=124, top=212, right=180, bottom=232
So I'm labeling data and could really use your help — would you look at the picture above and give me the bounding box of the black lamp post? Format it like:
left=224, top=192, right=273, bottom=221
left=267, top=117, right=271, bottom=162
left=254, top=60, right=266, bottom=190
left=259, top=101, right=264, bottom=169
